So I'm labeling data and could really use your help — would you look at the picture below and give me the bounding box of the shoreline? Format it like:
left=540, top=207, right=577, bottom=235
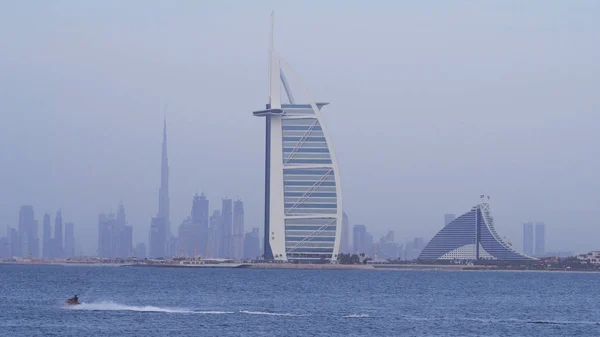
left=1, top=261, right=598, bottom=273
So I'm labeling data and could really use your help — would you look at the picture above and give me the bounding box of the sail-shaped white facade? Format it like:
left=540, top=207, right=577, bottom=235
left=253, top=14, right=342, bottom=262
left=419, top=199, right=536, bottom=261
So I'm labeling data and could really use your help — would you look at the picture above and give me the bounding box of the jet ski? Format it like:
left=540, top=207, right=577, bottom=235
left=65, top=296, right=80, bottom=305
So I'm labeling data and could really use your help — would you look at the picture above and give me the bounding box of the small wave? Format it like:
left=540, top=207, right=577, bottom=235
left=527, top=320, right=599, bottom=326
left=400, top=315, right=599, bottom=326
left=65, top=301, right=194, bottom=314
left=240, top=310, right=305, bottom=317
left=342, top=314, right=372, bottom=318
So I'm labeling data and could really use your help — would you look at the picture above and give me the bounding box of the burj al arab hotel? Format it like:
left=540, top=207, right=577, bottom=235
left=253, top=15, right=343, bottom=263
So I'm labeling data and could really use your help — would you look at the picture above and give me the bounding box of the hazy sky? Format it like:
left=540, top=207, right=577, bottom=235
left=1, top=1, right=598, bottom=255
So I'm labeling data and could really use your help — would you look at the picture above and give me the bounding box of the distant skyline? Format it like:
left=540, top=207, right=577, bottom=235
left=1, top=1, right=599, bottom=255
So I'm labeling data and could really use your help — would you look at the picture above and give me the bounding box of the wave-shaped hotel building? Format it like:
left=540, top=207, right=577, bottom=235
left=253, top=15, right=342, bottom=262
left=419, top=198, right=535, bottom=261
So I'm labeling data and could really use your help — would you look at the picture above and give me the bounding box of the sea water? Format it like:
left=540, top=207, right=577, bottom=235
left=1, top=265, right=599, bottom=336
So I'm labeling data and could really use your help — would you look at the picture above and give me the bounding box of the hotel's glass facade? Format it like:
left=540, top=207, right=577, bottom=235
left=281, top=105, right=339, bottom=261
left=419, top=203, right=534, bottom=261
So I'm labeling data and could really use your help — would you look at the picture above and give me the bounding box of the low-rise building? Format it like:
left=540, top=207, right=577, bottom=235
left=577, top=251, right=600, bottom=265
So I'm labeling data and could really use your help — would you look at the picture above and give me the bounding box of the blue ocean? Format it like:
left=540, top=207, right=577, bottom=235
left=1, top=265, right=599, bottom=336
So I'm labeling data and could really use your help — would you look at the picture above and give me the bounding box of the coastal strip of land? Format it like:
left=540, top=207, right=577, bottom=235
left=0, top=261, right=501, bottom=271
left=1, top=259, right=596, bottom=272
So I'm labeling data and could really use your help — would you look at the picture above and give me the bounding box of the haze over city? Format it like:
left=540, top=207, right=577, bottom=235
left=1, top=1, right=598, bottom=255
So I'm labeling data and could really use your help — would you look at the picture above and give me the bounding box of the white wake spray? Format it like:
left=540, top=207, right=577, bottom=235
left=66, top=301, right=194, bottom=313
left=342, top=314, right=372, bottom=318
left=239, top=310, right=307, bottom=317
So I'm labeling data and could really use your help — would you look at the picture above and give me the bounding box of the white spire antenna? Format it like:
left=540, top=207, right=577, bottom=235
left=268, top=11, right=274, bottom=104
left=268, top=11, right=281, bottom=109
left=268, top=12, right=294, bottom=104
left=270, top=11, right=274, bottom=52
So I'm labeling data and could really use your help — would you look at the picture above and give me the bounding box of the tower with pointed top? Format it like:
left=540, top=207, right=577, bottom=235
left=252, top=14, right=343, bottom=263
left=148, top=117, right=171, bottom=258
left=158, top=117, right=170, bottom=234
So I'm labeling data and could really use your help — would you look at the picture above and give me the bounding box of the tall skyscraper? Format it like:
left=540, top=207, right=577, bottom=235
left=9, top=228, right=18, bottom=257
left=166, top=234, right=178, bottom=258
left=64, top=222, right=75, bottom=257
left=353, top=225, right=367, bottom=254
left=220, top=198, right=233, bottom=257
left=32, top=218, right=39, bottom=257
left=178, top=218, right=193, bottom=257
left=378, top=231, right=400, bottom=260
left=112, top=203, right=132, bottom=258
left=340, top=212, right=350, bottom=254
left=116, top=203, right=126, bottom=228
left=0, top=236, right=9, bottom=258
left=42, top=213, right=51, bottom=258
left=98, top=213, right=114, bottom=258
left=207, top=210, right=221, bottom=258
left=54, top=210, right=63, bottom=258
left=522, top=222, right=534, bottom=256
left=18, top=205, right=38, bottom=257
left=95, top=204, right=134, bottom=258
left=112, top=205, right=124, bottom=257
left=232, top=199, right=245, bottom=259
left=148, top=117, right=171, bottom=258
left=158, top=117, right=170, bottom=235
left=252, top=15, right=343, bottom=262
left=1, top=226, right=9, bottom=258
left=535, top=222, right=546, bottom=257
left=149, top=216, right=167, bottom=258
left=191, top=193, right=209, bottom=257
left=121, top=225, right=133, bottom=258
left=444, top=213, right=456, bottom=227
left=17, top=205, right=30, bottom=257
